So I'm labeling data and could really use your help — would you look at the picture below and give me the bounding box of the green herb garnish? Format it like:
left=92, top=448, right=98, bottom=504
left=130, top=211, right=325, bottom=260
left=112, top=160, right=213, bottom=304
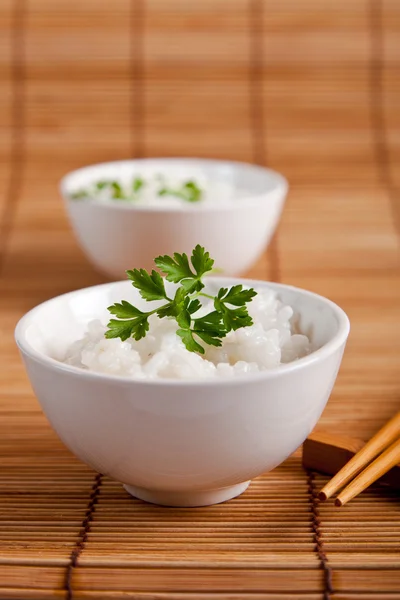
left=96, top=180, right=112, bottom=191
left=110, top=181, right=124, bottom=199
left=132, top=177, right=144, bottom=194
left=158, top=180, right=202, bottom=203
left=72, top=180, right=129, bottom=200
left=70, top=189, right=89, bottom=200
left=70, top=176, right=202, bottom=203
left=105, top=245, right=257, bottom=354
left=96, top=180, right=127, bottom=200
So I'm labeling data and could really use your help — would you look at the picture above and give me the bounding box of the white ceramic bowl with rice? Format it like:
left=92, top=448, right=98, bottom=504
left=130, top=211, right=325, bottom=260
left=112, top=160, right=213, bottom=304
left=15, top=278, right=349, bottom=507
left=60, top=158, right=288, bottom=279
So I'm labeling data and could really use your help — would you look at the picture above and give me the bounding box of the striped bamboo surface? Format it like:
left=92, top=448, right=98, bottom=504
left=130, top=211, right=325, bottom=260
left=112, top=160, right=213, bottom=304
left=0, top=0, right=400, bottom=597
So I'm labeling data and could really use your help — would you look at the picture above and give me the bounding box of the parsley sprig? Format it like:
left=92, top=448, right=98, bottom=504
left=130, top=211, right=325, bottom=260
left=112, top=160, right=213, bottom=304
left=105, top=245, right=257, bottom=354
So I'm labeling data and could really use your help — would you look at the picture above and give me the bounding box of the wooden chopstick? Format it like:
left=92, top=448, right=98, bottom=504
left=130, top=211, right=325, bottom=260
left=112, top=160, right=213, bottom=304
left=319, top=410, right=400, bottom=501
left=335, top=437, right=400, bottom=506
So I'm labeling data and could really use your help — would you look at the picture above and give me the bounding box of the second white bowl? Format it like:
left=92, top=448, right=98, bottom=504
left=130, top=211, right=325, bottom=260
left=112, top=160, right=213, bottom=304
left=60, top=158, right=288, bottom=279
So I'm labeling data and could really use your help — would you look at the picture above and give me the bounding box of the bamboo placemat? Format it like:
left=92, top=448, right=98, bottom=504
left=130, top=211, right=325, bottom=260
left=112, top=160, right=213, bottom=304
left=0, top=0, right=400, bottom=597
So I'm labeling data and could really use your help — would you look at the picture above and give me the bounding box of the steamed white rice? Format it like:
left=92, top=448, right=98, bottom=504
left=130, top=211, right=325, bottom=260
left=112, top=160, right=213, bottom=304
left=64, top=287, right=312, bottom=380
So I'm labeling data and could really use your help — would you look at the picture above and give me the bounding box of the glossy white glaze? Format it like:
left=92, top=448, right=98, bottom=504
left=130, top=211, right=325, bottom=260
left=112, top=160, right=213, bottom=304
left=15, top=279, right=349, bottom=507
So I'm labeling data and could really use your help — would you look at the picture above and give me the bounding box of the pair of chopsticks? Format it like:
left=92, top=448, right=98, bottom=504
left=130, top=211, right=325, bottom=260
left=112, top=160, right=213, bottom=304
left=319, top=411, right=400, bottom=506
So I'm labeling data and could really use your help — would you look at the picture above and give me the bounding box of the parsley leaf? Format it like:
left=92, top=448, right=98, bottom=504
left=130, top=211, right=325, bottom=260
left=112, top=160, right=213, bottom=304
left=132, top=177, right=144, bottom=193
left=105, top=314, right=149, bottom=341
left=194, top=331, right=224, bottom=347
left=193, top=310, right=225, bottom=334
left=176, top=310, right=226, bottom=353
left=191, top=245, right=214, bottom=279
left=155, top=245, right=214, bottom=295
left=154, top=252, right=193, bottom=283
left=187, top=298, right=202, bottom=314
left=126, top=268, right=168, bottom=301
left=215, top=302, right=253, bottom=332
left=181, top=181, right=202, bottom=203
left=176, top=309, right=191, bottom=330
left=176, top=328, right=205, bottom=354
left=217, top=285, right=257, bottom=306
left=107, top=300, right=145, bottom=319
left=106, top=302, right=150, bottom=341
left=111, top=181, right=125, bottom=199
left=192, top=311, right=226, bottom=347
left=214, top=285, right=256, bottom=331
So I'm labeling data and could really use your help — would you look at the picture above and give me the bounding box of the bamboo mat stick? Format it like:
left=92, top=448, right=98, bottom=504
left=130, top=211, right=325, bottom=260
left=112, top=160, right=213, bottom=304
left=319, top=411, right=400, bottom=501
left=336, top=438, right=400, bottom=507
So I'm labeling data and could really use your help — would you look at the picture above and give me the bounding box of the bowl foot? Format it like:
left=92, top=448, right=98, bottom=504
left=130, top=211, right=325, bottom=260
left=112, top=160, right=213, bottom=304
left=123, top=480, right=251, bottom=507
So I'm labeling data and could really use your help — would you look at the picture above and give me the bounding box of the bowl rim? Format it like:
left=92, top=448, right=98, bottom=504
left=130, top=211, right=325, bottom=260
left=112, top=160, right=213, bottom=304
left=15, top=278, right=350, bottom=387
left=60, top=157, right=288, bottom=214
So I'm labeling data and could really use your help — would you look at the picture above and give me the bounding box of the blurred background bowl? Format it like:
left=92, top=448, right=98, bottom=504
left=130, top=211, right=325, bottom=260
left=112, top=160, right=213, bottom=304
left=60, top=158, right=288, bottom=279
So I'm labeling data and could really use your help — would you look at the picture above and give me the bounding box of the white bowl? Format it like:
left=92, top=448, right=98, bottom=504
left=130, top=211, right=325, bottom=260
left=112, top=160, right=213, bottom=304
left=60, top=158, right=288, bottom=279
left=15, top=278, right=349, bottom=507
